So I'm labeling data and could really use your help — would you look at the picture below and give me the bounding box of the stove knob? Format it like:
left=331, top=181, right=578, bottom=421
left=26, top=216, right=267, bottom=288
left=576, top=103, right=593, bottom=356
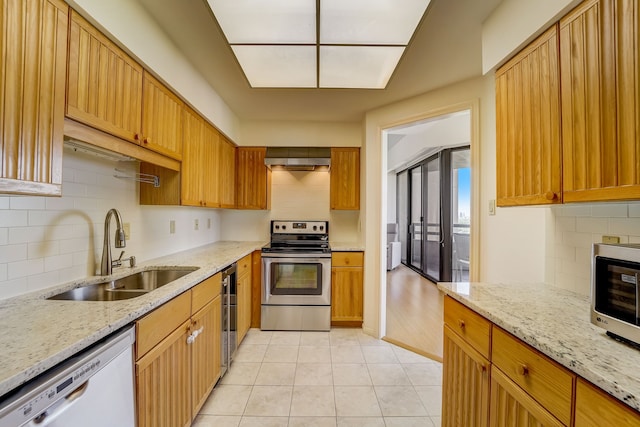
left=282, top=225, right=287, bottom=230
left=313, top=225, right=317, bottom=231
left=320, top=225, right=324, bottom=231
left=275, top=225, right=280, bottom=230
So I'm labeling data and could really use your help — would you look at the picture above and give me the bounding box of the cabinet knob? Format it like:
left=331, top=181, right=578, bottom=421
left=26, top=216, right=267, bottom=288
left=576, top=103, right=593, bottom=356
left=476, top=363, right=487, bottom=373
left=517, top=364, right=529, bottom=376
left=143, top=137, right=149, bottom=145
left=134, top=133, right=141, bottom=141
left=544, top=191, right=557, bottom=201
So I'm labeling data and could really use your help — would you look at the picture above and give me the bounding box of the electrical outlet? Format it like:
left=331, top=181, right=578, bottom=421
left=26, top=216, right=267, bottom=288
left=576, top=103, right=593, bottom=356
left=488, top=199, right=496, bottom=216
left=602, top=235, right=620, bottom=244
left=207, top=218, right=211, bottom=229
left=123, top=223, right=131, bottom=239
left=169, top=220, right=175, bottom=234
left=194, top=219, right=199, bottom=231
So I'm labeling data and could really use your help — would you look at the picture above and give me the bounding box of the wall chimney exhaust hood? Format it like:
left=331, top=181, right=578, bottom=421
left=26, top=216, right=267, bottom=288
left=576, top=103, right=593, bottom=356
left=264, top=147, right=331, bottom=171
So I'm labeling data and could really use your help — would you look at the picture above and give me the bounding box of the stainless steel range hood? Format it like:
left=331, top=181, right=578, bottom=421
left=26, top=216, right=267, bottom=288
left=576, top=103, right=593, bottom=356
left=264, top=147, right=331, bottom=171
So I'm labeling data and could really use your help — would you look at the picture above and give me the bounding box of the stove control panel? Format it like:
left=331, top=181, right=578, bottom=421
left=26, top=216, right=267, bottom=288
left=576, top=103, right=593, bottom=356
left=271, top=220, right=328, bottom=235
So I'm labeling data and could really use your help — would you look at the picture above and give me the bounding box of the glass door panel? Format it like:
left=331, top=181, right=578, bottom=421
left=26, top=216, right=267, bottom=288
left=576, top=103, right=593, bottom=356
left=451, top=149, right=471, bottom=281
left=424, top=156, right=441, bottom=281
left=409, top=166, right=422, bottom=269
left=397, top=171, right=408, bottom=264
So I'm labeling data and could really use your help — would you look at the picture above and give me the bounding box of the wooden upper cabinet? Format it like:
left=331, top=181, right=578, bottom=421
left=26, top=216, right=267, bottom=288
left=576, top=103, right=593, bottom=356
left=495, top=24, right=562, bottom=206
left=560, top=0, right=640, bottom=202
left=0, top=0, right=68, bottom=196
left=237, top=147, right=271, bottom=210
left=202, top=122, right=221, bottom=208
left=218, top=136, right=236, bottom=209
left=141, top=72, right=184, bottom=160
left=67, top=10, right=143, bottom=143
left=181, top=107, right=206, bottom=207
left=330, top=147, right=360, bottom=210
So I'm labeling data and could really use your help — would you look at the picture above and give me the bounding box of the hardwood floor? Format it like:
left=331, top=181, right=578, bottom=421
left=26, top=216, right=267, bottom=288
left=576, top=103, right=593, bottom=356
left=384, top=264, right=444, bottom=362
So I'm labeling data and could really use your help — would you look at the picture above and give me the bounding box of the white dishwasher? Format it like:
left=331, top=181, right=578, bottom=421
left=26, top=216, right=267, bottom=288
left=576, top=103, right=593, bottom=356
left=0, top=326, right=136, bottom=427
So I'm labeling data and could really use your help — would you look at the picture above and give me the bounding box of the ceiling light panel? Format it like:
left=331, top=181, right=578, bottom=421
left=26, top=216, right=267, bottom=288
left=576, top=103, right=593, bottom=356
left=320, top=0, right=431, bottom=45
left=232, top=45, right=317, bottom=88
left=207, top=0, right=316, bottom=43
left=319, top=46, right=405, bottom=89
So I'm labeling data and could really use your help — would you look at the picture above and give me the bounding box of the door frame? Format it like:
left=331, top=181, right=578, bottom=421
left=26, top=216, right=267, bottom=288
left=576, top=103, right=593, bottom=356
left=370, top=99, right=480, bottom=340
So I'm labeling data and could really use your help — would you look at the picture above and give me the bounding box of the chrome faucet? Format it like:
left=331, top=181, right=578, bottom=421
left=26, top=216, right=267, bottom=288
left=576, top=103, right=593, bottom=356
left=100, top=208, right=135, bottom=275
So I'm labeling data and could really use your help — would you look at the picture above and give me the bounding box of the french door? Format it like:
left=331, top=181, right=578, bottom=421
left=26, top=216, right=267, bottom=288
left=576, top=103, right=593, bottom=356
left=397, top=147, right=470, bottom=282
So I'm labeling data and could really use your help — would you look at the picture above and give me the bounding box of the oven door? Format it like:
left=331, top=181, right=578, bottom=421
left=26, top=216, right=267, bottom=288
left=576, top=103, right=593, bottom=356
left=262, top=254, right=331, bottom=305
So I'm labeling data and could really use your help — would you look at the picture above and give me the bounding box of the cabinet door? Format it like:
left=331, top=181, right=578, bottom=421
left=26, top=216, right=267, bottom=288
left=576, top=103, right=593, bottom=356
left=331, top=266, right=363, bottom=323
left=237, top=147, right=271, bottom=209
left=330, top=147, right=360, bottom=210
left=442, top=325, right=490, bottom=427
left=575, top=378, right=640, bottom=426
left=191, top=296, right=221, bottom=417
left=560, top=0, right=640, bottom=202
left=202, top=122, right=221, bottom=208
left=67, top=10, right=143, bottom=143
left=218, top=136, right=236, bottom=209
left=136, top=320, right=192, bottom=427
left=495, top=25, right=562, bottom=206
left=142, top=72, right=184, bottom=160
left=489, top=366, right=564, bottom=427
left=181, top=108, right=206, bottom=207
left=0, top=0, right=67, bottom=196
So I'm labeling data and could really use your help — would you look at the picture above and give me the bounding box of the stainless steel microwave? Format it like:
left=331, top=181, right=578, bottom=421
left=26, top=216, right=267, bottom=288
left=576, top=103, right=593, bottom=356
left=591, top=243, right=640, bottom=346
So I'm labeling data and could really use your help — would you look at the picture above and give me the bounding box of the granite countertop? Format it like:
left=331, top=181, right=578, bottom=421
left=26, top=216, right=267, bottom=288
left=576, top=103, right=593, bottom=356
left=0, top=241, right=265, bottom=398
left=437, top=281, right=640, bottom=412
left=330, top=241, right=364, bottom=251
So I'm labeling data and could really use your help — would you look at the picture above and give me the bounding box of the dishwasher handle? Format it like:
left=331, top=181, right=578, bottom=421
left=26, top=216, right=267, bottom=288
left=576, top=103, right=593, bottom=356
left=31, top=381, right=90, bottom=426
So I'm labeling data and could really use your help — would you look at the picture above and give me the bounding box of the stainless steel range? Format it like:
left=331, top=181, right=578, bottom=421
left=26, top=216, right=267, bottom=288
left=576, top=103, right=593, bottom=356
left=261, top=220, right=331, bottom=331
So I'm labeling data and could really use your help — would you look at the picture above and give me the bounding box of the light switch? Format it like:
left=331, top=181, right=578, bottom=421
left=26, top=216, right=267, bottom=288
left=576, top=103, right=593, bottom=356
left=123, top=223, right=131, bottom=239
left=602, top=235, right=620, bottom=244
left=169, top=220, right=175, bottom=234
left=489, top=199, right=496, bottom=216
left=194, top=219, right=199, bottom=231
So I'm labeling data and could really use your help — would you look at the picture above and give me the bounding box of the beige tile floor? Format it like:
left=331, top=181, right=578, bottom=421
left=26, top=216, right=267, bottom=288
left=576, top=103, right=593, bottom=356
left=195, top=328, right=442, bottom=427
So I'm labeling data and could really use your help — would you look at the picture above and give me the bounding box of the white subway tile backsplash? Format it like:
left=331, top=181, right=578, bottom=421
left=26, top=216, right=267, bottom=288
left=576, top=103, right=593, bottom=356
left=0, top=278, right=28, bottom=299
left=559, top=205, right=592, bottom=217
left=591, top=203, right=628, bottom=218
left=45, top=197, right=75, bottom=211
left=555, top=217, right=576, bottom=233
left=28, top=241, right=59, bottom=259
left=8, top=259, right=44, bottom=280
left=0, top=265, right=6, bottom=281
left=0, top=197, right=9, bottom=209
left=562, top=231, right=593, bottom=248
left=0, top=210, right=28, bottom=227
left=10, top=197, right=45, bottom=210
left=628, top=203, right=640, bottom=217
left=554, top=244, right=576, bottom=261
left=44, top=254, right=74, bottom=272
left=0, top=229, right=7, bottom=245
left=0, top=244, right=28, bottom=264
left=610, top=218, right=640, bottom=235
left=27, top=271, right=60, bottom=292
left=576, top=217, right=608, bottom=233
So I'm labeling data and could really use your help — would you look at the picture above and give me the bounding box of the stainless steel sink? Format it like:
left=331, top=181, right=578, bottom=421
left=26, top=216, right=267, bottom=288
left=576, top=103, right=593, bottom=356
left=48, top=267, right=199, bottom=301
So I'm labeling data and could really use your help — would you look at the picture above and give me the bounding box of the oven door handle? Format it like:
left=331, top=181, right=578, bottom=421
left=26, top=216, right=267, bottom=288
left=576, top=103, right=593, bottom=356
left=262, top=256, right=331, bottom=262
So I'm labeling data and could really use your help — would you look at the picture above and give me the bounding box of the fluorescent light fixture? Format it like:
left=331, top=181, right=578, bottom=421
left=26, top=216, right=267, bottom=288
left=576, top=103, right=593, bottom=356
left=207, top=0, right=431, bottom=88
left=320, top=46, right=405, bottom=89
left=232, top=45, right=316, bottom=88
left=320, top=0, right=430, bottom=45
left=207, top=0, right=316, bottom=43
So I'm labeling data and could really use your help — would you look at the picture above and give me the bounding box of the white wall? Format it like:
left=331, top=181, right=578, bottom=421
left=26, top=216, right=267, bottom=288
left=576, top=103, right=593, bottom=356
left=482, top=0, right=581, bottom=73
left=66, top=0, right=240, bottom=141
left=547, top=203, right=640, bottom=296
left=0, top=152, right=221, bottom=300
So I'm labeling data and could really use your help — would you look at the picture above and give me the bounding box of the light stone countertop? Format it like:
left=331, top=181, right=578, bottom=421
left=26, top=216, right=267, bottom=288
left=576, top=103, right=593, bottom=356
left=0, top=241, right=265, bottom=398
left=330, top=241, right=364, bottom=252
left=438, top=281, right=640, bottom=412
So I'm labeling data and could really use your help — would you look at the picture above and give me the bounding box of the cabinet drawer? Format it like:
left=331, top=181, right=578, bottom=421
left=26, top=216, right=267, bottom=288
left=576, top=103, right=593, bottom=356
left=332, top=252, right=364, bottom=267
left=492, top=327, right=574, bottom=425
left=192, top=274, right=221, bottom=314
left=136, top=291, right=191, bottom=359
left=443, top=296, right=491, bottom=359
left=237, top=254, right=252, bottom=277
left=575, top=378, right=640, bottom=426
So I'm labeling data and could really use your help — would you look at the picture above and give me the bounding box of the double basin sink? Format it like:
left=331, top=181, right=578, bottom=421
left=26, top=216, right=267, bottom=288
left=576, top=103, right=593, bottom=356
left=48, top=267, right=199, bottom=301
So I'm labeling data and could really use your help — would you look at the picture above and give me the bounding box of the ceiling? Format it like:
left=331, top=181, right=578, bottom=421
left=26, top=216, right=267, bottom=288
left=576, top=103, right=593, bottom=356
left=136, top=0, right=501, bottom=122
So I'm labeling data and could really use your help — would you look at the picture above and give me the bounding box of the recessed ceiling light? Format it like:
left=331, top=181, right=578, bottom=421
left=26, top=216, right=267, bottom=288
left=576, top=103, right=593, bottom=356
left=207, top=0, right=431, bottom=89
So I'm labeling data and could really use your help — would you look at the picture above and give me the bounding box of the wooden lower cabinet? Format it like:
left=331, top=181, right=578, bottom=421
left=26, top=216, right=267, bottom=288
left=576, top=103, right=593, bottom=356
left=136, top=320, right=191, bottom=427
left=331, top=252, right=364, bottom=326
left=442, top=325, right=490, bottom=427
left=575, top=378, right=640, bottom=427
left=236, top=254, right=252, bottom=344
left=135, top=274, right=221, bottom=427
left=443, top=296, right=640, bottom=426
